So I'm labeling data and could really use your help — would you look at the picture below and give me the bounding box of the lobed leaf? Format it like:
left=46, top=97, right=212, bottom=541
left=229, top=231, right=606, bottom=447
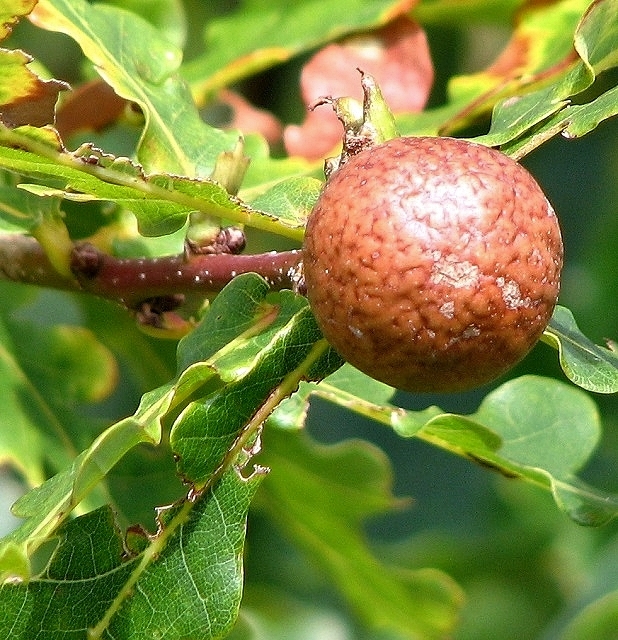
left=475, top=0, right=618, bottom=154
left=0, top=467, right=263, bottom=640
left=0, top=134, right=305, bottom=239
left=544, top=305, right=618, bottom=394
left=2, top=414, right=157, bottom=578
left=267, top=364, right=398, bottom=431
left=408, top=376, right=618, bottom=526
left=29, top=0, right=238, bottom=176
left=399, top=0, right=590, bottom=137
left=0, top=274, right=341, bottom=579
left=171, top=277, right=341, bottom=486
left=182, top=0, right=416, bottom=100
left=472, top=376, right=599, bottom=475
left=0, top=274, right=341, bottom=634
left=256, top=427, right=464, bottom=639
left=399, top=0, right=618, bottom=153
left=275, top=370, right=618, bottom=526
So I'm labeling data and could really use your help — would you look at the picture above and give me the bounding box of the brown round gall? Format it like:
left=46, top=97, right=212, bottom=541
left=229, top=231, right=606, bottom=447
left=302, top=136, right=563, bottom=393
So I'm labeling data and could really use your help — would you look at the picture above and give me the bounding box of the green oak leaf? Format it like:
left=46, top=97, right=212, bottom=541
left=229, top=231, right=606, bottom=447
left=0, top=274, right=339, bottom=577
left=543, top=305, right=618, bottom=394
left=275, top=369, right=618, bottom=526
left=171, top=276, right=341, bottom=486
left=474, top=0, right=618, bottom=155
left=30, top=0, right=238, bottom=176
left=0, top=138, right=304, bottom=239
left=417, top=376, right=617, bottom=526
left=183, top=0, right=413, bottom=99
left=255, top=427, right=464, bottom=639
left=400, top=0, right=618, bottom=151
left=0, top=467, right=263, bottom=640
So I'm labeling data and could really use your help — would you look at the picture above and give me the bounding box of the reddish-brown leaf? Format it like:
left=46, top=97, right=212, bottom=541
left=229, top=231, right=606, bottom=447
left=0, top=49, right=69, bottom=128
left=55, top=79, right=128, bottom=138
left=215, top=89, right=283, bottom=145
left=284, top=16, right=434, bottom=161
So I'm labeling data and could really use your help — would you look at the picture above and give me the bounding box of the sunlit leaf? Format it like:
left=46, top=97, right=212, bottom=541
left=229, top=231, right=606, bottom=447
left=544, top=305, right=618, bottom=394
left=0, top=136, right=305, bottom=239
left=0, top=274, right=338, bottom=572
left=0, top=1, right=617, bottom=637
left=3, top=416, right=155, bottom=565
left=171, top=277, right=340, bottom=486
left=475, top=0, right=618, bottom=154
left=0, top=48, right=68, bottom=128
left=248, top=176, right=322, bottom=228
left=1, top=0, right=38, bottom=40
left=0, top=467, right=263, bottom=640
left=30, top=0, right=238, bottom=176
left=401, top=0, right=610, bottom=142
left=183, top=0, right=418, bottom=100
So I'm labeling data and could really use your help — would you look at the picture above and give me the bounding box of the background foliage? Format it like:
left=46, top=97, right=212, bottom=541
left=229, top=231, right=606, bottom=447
left=0, top=0, right=618, bottom=638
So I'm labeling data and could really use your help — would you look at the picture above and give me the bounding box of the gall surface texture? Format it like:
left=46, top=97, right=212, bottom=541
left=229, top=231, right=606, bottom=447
left=303, top=136, right=563, bottom=393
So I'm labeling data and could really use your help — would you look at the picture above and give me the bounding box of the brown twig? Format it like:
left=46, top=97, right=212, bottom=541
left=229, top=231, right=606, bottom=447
left=0, top=233, right=303, bottom=309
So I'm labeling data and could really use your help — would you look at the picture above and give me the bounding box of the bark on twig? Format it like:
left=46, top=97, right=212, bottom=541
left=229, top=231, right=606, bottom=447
left=0, top=233, right=303, bottom=309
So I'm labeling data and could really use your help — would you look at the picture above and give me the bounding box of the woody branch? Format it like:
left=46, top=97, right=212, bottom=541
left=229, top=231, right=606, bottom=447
left=0, top=233, right=303, bottom=309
